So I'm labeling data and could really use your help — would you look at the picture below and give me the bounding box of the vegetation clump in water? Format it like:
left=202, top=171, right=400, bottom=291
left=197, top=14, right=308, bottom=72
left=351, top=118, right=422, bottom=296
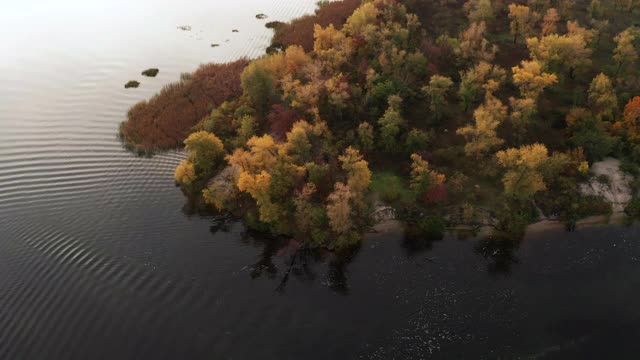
left=141, top=68, right=159, bottom=77
left=124, top=80, right=140, bottom=89
left=121, top=0, right=640, bottom=250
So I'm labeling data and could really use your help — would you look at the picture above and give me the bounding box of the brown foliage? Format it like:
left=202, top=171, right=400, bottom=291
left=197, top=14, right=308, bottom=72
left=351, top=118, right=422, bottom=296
left=267, top=104, right=302, bottom=141
left=120, top=59, right=249, bottom=152
left=270, top=0, right=361, bottom=52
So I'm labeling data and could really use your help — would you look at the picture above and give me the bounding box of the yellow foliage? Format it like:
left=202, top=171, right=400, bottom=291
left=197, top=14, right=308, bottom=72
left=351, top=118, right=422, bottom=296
left=343, top=2, right=380, bottom=35
left=457, top=96, right=507, bottom=158
left=511, top=60, right=558, bottom=99
left=326, top=182, right=354, bottom=235
left=527, top=34, right=592, bottom=76
left=496, top=144, right=549, bottom=198
left=578, top=161, right=590, bottom=175
left=508, top=4, right=539, bottom=42
left=409, top=153, right=446, bottom=195
left=174, top=160, right=196, bottom=185
left=339, top=147, right=372, bottom=195
left=541, top=8, right=560, bottom=36
left=313, top=24, right=352, bottom=68
left=284, top=45, right=311, bottom=74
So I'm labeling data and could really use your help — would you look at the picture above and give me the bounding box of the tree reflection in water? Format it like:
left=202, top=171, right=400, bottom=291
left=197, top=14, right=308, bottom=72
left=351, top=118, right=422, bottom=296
left=208, top=216, right=355, bottom=293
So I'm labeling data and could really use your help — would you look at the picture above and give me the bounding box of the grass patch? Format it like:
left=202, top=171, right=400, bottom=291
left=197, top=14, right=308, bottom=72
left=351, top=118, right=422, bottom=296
left=370, top=171, right=414, bottom=206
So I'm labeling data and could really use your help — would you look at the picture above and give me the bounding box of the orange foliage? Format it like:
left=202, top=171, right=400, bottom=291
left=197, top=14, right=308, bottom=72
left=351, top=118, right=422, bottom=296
left=622, top=96, right=640, bottom=141
left=270, top=0, right=361, bottom=52
left=120, top=59, right=249, bottom=152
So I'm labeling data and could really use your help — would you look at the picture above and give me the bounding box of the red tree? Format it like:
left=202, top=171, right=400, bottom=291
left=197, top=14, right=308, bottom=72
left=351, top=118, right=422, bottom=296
left=120, top=59, right=249, bottom=152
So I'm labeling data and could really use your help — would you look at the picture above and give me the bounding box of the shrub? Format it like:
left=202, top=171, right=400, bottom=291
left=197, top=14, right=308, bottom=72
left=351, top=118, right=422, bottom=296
left=120, top=59, right=249, bottom=152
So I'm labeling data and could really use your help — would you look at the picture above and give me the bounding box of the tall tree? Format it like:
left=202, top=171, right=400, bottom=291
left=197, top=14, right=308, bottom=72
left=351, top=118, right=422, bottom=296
left=508, top=4, right=540, bottom=44
left=378, top=95, right=406, bottom=152
left=588, top=73, right=618, bottom=122
left=511, top=60, right=558, bottom=100
left=613, top=27, right=639, bottom=75
left=409, top=154, right=446, bottom=199
left=423, top=75, right=454, bottom=121
left=527, top=33, right=592, bottom=79
left=496, top=144, right=550, bottom=198
left=541, top=8, right=560, bottom=36
left=457, top=95, right=507, bottom=158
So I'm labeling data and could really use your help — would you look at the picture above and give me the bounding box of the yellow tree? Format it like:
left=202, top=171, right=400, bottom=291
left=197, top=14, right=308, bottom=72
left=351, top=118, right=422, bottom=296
left=409, top=154, right=446, bottom=197
left=613, top=27, right=639, bottom=75
left=527, top=33, right=592, bottom=79
left=458, top=61, right=507, bottom=111
left=508, top=4, right=540, bottom=44
left=458, top=21, right=498, bottom=63
left=283, top=45, right=311, bottom=75
left=567, top=20, right=595, bottom=46
left=465, top=0, right=495, bottom=24
left=293, top=182, right=318, bottom=236
left=175, top=160, right=196, bottom=185
left=496, top=143, right=550, bottom=198
left=509, top=97, right=537, bottom=137
left=343, top=1, right=380, bottom=35
left=326, top=182, right=354, bottom=236
left=588, top=73, right=618, bottom=122
left=313, top=24, right=352, bottom=69
left=541, top=8, right=560, bottom=36
left=422, top=75, right=454, bottom=121
left=457, top=95, right=507, bottom=158
left=182, top=131, right=225, bottom=180
left=511, top=60, right=558, bottom=99
left=339, top=147, right=372, bottom=196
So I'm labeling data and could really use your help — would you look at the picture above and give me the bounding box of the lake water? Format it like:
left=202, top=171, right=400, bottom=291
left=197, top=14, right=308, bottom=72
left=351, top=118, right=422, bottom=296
left=2, top=1, right=640, bottom=359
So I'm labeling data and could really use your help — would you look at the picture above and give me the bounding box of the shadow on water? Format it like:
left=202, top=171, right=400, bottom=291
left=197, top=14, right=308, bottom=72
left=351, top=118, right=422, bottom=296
left=473, top=237, right=521, bottom=274
left=205, top=214, right=357, bottom=294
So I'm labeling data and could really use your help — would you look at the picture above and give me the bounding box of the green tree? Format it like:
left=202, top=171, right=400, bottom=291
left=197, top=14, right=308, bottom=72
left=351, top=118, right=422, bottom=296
left=378, top=95, right=406, bottom=152
left=356, top=122, right=375, bottom=153
left=183, top=131, right=226, bottom=180
left=423, top=75, right=454, bottom=121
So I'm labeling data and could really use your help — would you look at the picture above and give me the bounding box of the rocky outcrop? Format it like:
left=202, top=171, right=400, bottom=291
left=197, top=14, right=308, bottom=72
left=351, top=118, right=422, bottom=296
left=580, top=158, right=634, bottom=213
left=370, top=205, right=396, bottom=223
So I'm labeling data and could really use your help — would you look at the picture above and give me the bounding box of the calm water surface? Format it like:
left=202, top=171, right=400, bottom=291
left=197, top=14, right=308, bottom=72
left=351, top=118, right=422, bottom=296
left=2, top=1, right=640, bottom=359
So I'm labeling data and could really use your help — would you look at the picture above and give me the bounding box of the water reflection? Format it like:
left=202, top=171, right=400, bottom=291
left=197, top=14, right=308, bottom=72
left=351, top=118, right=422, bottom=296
left=474, top=237, right=520, bottom=274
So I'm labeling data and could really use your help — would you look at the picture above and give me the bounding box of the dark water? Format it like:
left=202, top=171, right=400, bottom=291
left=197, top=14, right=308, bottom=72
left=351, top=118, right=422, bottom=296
left=2, top=1, right=640, bottom=359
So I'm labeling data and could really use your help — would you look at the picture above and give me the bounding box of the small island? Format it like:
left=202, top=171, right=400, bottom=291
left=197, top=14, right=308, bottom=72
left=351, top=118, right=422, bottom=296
left=141, top=68, right=159, bottom=77
left=120, top=0, right=640, bottom=252
left=124, top=80, right=140, bottom=89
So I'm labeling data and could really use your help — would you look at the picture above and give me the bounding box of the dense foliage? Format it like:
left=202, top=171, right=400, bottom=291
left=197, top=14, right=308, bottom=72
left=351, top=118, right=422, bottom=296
left=124, top=0, right=640, bottom=249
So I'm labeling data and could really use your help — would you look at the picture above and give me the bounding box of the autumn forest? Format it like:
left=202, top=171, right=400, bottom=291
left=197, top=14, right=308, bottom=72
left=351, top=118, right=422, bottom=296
left=120, top=0, right=640, bottom=251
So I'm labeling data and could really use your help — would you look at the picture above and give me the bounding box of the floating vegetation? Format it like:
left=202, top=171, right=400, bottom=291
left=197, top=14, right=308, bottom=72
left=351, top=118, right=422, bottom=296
left=211, top=43, right=220, bottom=48
left=124, top=80, right=140, bottom=89
left=256, top=13, right=268, bottom=19
left=177, top=25, right=192, bottom=31
left=141, top=68, right=159, bottom=77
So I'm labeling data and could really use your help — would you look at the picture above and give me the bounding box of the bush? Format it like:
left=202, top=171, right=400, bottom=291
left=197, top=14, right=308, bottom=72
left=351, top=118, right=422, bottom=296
left=625, top=198, right=640, bottom=219
left=120, top=59, right=249, bottom=152
left=371, top=172, right=414, bottom=205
